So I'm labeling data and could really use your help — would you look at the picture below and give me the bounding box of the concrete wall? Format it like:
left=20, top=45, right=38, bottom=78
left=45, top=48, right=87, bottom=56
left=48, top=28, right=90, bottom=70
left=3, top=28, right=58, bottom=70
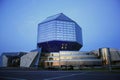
left=110, top=51, right=120, bottom=61
left=2, top=55, right=8, bottom=67
left=20, top=52, right=38, bottom=67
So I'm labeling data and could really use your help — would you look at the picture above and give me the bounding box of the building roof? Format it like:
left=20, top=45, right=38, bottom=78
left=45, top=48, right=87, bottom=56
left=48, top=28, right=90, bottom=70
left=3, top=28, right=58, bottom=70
left=2, top=52, right=27, bottom=57
left=39, top=13, right=75, bottom=24
left=30, top=48, right=41, bottom=52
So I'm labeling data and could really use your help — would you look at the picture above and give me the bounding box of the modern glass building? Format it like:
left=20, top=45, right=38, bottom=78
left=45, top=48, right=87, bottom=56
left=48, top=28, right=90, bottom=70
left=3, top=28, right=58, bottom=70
left=37, top=13, right=83, bottom=52
left=1, top=14, right=120, bottom=69
left=37, top=13, right=102, bottom=69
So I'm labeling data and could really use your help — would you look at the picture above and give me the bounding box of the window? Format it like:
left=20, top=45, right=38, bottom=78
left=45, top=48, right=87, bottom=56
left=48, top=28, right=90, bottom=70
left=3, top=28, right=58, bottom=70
left=38, top=20, right=76, bottom=43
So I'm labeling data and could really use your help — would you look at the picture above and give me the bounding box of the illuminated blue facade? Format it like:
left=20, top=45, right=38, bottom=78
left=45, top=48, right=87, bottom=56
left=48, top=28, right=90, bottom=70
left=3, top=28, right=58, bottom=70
left=37, top=13, right=83, bottom=52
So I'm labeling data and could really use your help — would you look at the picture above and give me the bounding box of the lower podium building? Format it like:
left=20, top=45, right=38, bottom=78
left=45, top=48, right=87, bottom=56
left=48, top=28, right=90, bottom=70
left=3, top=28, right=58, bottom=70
left=1, top=52, right=26, bottom=67
left=40, top=51, right=102, bottom=69
left=1, top=48, right=120, bottom=68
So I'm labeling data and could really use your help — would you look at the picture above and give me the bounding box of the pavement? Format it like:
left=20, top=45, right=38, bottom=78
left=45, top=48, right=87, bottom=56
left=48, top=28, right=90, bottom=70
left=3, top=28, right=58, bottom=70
left=0, top=69, right=120, bottom=80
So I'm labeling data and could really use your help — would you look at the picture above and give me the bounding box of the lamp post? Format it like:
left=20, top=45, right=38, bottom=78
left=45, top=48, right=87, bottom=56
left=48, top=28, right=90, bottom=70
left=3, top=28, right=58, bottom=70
left=108, top=48, right=112, bottom=72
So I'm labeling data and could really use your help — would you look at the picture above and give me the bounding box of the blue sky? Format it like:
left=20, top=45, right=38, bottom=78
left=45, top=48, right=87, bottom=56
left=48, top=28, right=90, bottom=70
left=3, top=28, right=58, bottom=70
left=0, top=0, right=120, bottom=55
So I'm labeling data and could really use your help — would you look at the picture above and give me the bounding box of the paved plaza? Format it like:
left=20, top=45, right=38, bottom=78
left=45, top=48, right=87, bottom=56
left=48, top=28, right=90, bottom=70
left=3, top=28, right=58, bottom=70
left=0, top=69, right=120, bottom=80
